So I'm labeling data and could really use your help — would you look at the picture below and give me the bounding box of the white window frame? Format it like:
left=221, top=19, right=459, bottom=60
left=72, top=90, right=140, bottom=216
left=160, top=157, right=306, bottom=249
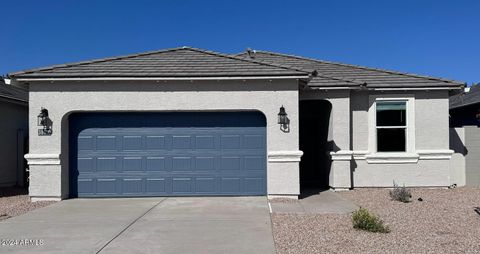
left=368, top=95, right=415, bottom=155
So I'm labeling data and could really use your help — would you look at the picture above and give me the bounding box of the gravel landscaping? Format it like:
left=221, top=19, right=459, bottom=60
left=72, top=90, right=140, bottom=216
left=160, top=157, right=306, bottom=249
left=272, top=187, right=480, bottom=254
left=0, top=187, right=56, bottom=221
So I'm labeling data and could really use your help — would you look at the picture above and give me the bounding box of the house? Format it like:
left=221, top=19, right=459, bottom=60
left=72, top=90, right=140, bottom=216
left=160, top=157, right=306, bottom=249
left=450, top=84, right=480, bottom=127
left=449, top=84, right=480, bottom=186
left=0, top=77, right=28, bottom=187
left=7, top=47, right=463, bottom=201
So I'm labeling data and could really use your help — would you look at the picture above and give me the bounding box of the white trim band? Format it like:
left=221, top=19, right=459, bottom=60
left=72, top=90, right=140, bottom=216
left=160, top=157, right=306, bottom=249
left=417, top=150, right=453, bottom=160
left=351, top=149, right=453, bottom=163
left=330, top=150, right=353, bottom=161
left=365, top=153, right=419, bottom=164
left=268, top=151, right=303, bottom=162
left=352, top=150, right=369, bottom=160
left=24, top=154, right=61, bottom=165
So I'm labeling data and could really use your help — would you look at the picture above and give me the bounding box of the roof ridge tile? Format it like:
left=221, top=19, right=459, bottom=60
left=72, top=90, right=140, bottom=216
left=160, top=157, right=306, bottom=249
left=9, top=47, right=311, bottom=78
left=184, top=47, right=312, bottom=75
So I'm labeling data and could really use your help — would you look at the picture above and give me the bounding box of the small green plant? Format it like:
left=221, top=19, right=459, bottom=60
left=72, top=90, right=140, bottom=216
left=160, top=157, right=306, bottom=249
left=352, top=208, right=390, bottom=233
left=389, top=181, right=412, bottom=203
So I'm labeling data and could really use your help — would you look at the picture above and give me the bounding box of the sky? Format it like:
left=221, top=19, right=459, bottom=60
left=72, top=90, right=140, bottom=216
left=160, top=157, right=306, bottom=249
left=0, top=0, right=478, bottom=84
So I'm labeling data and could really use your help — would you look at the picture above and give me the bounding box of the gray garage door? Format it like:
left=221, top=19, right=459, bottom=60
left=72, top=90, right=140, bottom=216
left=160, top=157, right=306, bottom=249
left=70, top=112, right=267, bottom=197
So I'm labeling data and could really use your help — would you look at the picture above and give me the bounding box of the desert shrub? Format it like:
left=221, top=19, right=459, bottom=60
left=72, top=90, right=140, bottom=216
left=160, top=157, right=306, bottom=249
left=352, top=208, right=390, bottom=233
left=389, top=181, right=412, bottom=203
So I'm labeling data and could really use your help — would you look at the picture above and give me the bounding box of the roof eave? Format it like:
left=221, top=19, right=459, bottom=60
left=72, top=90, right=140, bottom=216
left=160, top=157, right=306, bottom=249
left=450, top=100, right=480, bottom=110
left=369, top=85, right=463, bottom=91
left=13, top=75, right=311, bottom=82
left=0, top=94, right=28, bottom=104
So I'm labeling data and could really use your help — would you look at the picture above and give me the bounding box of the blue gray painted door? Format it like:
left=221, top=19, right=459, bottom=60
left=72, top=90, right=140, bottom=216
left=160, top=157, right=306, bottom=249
left=69, top=112, right=266, bottom=197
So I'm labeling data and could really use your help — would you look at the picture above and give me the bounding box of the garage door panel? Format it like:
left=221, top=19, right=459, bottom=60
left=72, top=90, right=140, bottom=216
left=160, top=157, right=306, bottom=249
left=172, top=136, right=192, bottom=149
left=72, top=112, right=266, bottom=197
left=221, top=135, right=241, bottom=149
left=146, top=157, right=166, bottom=171
left=195, top=178, right=216, bottom=193
left=78, top=179, right=95, bottom=194
left=146, top=178, right=166, bottom=193
left=78, top=158, right=94, bottom=172
left=244, top=135, right=265, bottom=149
left=172, top=178, right=193, bottom=193
left=96, top=179, right=117, bottom=194
left=96, top=157, right=117, bottom=171
left=172, top=157, right=192, bottom=171
left=146, top=136, right=165, bottom=149
left=78, top=136, right=94, bottom=150
left=123, top=157, right=143, bottom=171
left=221, top=178, right=241, bottom=193
left=123, top=136, right=142, bottom=151
left=245, top=156, right=265, bottom=170
left=244, top=178, right=264, bottom=193
left=96, top=136, right=116, bottom=150
left=195, top=157, right=215, bottom=170
left=122, top=178, right=143, bottom=194
left=220, top=157, right=241, bottom=170
left=195, top=136, right=215, bottom=149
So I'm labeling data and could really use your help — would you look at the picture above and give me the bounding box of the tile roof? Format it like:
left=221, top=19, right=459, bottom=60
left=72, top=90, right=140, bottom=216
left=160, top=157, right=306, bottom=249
left=0, top=78, right=28, bottom=102
left=450, top=84, right=480, bottom=109
left=8, top=46, right=464, bottom=90
left=236, top=50, right=464, bottom=89
left=9, top=47, right=311, bottom=79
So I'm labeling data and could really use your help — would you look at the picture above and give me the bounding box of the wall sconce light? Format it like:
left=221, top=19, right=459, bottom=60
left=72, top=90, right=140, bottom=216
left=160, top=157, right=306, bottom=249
left=476, top=109, right=480, bottom=123
left=278, top=105, right=290, bottom=132
left=37, top=107, right=52, bottom=136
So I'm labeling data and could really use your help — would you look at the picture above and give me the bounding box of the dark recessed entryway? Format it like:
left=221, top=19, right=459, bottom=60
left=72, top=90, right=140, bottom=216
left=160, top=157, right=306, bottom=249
left=299, top=100, right=332, bottom=195
left=68, top=111, right=267, bottom=198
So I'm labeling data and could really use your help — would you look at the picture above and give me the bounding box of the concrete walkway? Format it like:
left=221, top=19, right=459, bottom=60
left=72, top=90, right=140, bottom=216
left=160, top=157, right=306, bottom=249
left=0, top=197, right=275, bottom=254
left=269, top=190, right=358, bottom=214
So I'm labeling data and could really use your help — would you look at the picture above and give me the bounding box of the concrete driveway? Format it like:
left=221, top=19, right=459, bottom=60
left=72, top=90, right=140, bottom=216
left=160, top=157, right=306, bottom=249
left=0, top=197, right=275, bottom=254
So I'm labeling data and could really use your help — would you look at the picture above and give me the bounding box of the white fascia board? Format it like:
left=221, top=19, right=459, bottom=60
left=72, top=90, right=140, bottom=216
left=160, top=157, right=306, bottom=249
left=15, top=75, right=310, bottom=82
left=308, top=86, right=359, bottom=90
left=371, top=87, right=460, bottom=91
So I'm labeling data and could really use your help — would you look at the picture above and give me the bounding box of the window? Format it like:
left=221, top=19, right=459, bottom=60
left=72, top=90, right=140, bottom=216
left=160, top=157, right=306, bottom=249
left=376, top=101, right=407, bottom=152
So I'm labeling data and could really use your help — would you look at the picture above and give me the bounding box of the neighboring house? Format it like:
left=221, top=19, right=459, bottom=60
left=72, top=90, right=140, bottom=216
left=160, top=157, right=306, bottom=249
left=0, top=77, right=28, bottom=187
left=450, top=84, right=480, bottom=127
left=449, top=84, right=480, bottom=187
left=8, top=47, right=463, bottom=201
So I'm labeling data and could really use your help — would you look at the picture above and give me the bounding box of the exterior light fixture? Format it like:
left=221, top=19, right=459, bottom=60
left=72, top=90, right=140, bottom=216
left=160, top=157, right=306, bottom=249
left=37, top=108, right=52, bottom=136
left=278, top=105, right=290, bottom=132
left=476, top=109, right=480, bottom=123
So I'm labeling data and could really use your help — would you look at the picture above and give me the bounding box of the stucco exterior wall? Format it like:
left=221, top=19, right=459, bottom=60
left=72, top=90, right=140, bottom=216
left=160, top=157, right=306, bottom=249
left=26, top=79, right=301, bottom=200
left=0, top=98, right=28, bottom=186
left=351, top=90, right=452, bottom=187
left=449, top=127, right=466, bottom=186
left=448, top=126, right=480, bottom=187
left=350, top=90, right=450, bottom=150
left=300, top=89, right=453, bottom=188
left=464, top=126, right=480, bottom=186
